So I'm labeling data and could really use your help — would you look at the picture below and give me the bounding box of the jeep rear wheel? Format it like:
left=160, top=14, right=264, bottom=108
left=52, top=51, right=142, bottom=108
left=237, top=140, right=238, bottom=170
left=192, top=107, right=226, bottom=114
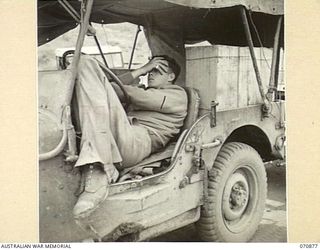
left=196, top=142, right=267, bottom=242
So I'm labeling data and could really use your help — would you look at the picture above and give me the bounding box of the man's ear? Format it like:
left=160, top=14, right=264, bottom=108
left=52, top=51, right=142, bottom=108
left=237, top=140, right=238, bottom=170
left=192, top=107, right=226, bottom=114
left=168, top=72, right=176, bottom=83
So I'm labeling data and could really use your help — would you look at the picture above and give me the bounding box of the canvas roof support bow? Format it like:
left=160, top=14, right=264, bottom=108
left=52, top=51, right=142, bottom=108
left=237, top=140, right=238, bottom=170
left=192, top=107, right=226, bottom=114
left=240, top=7, right=270, bottom=117
left=58, top=0, right=109, bottom=68
left=57, top=0, right=96, bottom=35
left=267, top=16, right=283, bottom=101
left=39, top=0, right=94, bottom=162
left=128, top=25, right=142, bottom=70
left=64, top=0, right=94, bottom=163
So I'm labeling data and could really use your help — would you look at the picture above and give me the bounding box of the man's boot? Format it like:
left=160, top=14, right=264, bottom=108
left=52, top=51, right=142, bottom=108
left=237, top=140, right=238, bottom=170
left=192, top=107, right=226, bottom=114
left=73, top=164, right=109, bottom=218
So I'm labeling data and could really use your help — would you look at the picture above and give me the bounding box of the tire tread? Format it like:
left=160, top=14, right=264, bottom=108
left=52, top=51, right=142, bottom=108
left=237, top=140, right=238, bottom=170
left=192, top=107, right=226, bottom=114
left=196, top=142, right=267, bottom=242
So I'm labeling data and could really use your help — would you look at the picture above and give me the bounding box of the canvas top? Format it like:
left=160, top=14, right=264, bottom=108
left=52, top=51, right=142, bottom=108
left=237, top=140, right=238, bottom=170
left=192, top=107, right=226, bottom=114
left=38, top=0, right=284, bottom=47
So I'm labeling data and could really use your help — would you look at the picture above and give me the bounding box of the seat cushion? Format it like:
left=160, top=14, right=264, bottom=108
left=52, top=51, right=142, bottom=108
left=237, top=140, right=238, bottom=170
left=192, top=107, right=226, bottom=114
left=118, top=143, right=176, bottom=181
left=181, top=87, right=200, bottom=130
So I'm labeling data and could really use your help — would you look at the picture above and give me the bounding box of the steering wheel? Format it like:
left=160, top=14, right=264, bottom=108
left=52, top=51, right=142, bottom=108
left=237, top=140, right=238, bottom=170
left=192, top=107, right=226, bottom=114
left=61, top=50, right=85, bottom=70
left=61, top=51, right=131, bottom=110
left=96, top=60, right=131, bottom=111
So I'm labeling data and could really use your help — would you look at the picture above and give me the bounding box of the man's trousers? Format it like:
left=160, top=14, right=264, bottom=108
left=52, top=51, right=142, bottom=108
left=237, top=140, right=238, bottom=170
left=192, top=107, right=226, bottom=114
left=74, top=56, right=152, bottom=178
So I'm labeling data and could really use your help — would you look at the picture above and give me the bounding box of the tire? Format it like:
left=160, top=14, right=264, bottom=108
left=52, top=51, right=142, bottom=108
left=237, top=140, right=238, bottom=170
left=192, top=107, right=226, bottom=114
left=196, top=142, right=267, bottom=242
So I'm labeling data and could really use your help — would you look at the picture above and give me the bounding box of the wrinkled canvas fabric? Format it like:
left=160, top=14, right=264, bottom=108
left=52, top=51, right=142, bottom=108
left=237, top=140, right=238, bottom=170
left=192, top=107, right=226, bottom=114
left=38, top=1, right=283, bottom=46
left=144, top=24, right=186, bottom=86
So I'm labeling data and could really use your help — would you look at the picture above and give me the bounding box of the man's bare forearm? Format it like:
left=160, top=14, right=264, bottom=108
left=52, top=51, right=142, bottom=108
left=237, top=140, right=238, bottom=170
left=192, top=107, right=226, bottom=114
left=130, top=67, right=147, bottom=79
left=130, top=56, right=168, bottom=79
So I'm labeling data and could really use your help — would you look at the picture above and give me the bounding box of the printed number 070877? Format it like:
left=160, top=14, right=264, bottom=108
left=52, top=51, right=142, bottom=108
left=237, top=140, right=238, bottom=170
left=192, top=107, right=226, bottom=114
left=300, top=244, right=318, bottom=248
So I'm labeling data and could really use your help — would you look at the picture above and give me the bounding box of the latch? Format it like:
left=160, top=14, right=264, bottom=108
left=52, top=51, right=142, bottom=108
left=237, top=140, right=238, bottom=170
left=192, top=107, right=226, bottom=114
left=180, top=144, right=201, bottom=188
left=210, top=101, right=219, bottom=127
left=180, top=139, right=221, bottom=189
left=275, top=134, right=286, bottom=151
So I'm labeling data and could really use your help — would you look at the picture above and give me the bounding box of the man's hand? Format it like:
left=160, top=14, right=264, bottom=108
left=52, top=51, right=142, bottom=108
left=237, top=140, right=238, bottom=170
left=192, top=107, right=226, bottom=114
left=142, top=56, right=169, bottom=75
left=131, top=56, right=169, bottom=79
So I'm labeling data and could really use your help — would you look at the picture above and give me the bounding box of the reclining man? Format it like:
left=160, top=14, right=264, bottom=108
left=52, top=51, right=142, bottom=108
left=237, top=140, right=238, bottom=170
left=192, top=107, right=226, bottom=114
left=73, top=55, right=188, bottom=218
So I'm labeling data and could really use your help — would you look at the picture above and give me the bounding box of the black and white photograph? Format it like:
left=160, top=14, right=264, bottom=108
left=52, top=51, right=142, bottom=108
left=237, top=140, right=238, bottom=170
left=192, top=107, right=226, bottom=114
left=37, top=0, right=286, bottom=243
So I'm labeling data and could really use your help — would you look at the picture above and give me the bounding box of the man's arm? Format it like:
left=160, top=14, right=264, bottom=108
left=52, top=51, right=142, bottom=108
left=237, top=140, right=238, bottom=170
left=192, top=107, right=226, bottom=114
left=118, top=56, right=169, bottom=86
left=113, top=56, right=169, bottom=102
left=123, top=85, right=187, bottom=114
left=130, top=56, right=169, bottom=79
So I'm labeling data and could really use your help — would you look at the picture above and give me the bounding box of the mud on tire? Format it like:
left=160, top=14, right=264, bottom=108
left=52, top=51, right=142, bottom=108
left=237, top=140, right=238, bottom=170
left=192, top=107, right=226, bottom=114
left=196, top=142, right=267, bottom=242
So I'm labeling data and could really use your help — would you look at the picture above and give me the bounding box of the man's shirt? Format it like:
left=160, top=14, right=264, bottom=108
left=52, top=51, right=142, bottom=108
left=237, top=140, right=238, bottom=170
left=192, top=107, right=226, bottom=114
left=119, top=72, right=188, bottom=152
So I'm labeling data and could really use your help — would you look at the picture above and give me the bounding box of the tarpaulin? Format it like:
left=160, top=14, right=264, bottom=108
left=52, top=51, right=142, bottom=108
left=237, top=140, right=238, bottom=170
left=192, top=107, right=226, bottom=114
left=38, top=0, right=284, bottom=47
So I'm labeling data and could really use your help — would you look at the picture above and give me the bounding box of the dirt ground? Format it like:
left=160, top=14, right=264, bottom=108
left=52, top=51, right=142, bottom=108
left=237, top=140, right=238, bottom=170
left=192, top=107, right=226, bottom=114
left=151, top=162, right=287, bottom=242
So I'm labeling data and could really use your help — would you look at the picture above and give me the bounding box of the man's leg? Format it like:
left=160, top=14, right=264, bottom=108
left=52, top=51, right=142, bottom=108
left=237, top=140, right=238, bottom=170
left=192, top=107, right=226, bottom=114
left=73, top=56, right=152, bottom=217
left=74, top=56, right=123, bottom=174
left=75, top=56, right=152, bottom=169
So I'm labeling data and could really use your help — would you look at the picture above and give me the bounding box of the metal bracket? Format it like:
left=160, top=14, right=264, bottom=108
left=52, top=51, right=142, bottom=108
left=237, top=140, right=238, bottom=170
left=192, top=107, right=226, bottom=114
left=275, top=121, right=285, bottom=129
left=210, top=101, right=219, bottom=128
left=202, top=160, right=210, bottom=213
left=274, top=134, right=286, bottom=151
left=201, top=139, right=221, bottom=149
left=276, top=161, right=286, bottom=167
left=261, top=102, right=271, bottom=118
left=279, top=121, right=285, bottom=129
left=179, top=144, right=201, bottom=189
left=64, top=106, right=79, bottom=163
left=181, top=139, right=221, bottom=189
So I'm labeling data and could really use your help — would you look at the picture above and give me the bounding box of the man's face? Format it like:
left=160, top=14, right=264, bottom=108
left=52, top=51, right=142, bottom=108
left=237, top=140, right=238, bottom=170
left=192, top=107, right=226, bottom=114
left=147, top=60, right=175, bottom=88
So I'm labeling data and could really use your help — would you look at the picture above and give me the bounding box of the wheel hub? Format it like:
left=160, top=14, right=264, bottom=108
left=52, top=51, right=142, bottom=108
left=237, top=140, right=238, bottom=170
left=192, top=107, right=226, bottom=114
left=230, top=183, right=248, bottom=207
left=223, top=172, right=249, bottom=221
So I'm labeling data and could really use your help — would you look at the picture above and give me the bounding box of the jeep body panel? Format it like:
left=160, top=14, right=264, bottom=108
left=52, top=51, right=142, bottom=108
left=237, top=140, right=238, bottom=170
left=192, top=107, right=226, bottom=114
left=40, top=102, right=284, bottom=242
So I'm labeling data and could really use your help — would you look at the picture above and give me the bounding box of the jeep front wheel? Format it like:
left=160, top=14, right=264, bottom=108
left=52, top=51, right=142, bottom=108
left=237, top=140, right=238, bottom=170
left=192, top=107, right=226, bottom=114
left=196, top=142, right=267, bottom=242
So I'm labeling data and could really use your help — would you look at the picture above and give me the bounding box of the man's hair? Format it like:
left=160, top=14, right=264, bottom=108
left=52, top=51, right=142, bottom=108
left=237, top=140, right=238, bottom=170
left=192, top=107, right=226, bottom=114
left=152, top=55, right=181, bottom=84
